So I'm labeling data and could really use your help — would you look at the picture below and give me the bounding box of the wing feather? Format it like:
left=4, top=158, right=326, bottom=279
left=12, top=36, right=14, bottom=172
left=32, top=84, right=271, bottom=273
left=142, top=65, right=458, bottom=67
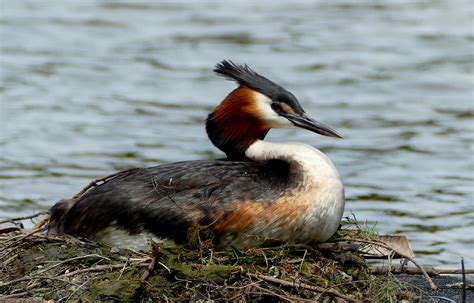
left=51, top=159, right=290, bottom=243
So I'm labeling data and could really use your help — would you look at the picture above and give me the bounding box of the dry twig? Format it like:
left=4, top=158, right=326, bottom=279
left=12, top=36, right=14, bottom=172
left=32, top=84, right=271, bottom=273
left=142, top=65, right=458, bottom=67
left=35, top=254, right=111, bottom=275
left=342, top=238, right=437, bottom=290
left=369, top=265, right=474, bottom=276
left=73, top=168, right=139, bottom=198
left=58, top=262, right=149, bottom=279
left=0, top=275, right=79, bottom=288
left=0, top=211, right=49, bottom=225
left=140, top=256, right=157, bottom=282
left=248, top=273, right=356, bottom=302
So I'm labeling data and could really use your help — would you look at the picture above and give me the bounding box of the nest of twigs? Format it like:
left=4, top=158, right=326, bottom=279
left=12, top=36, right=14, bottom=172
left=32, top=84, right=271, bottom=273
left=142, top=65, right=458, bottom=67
left=1, top=213, right=468, bottom=302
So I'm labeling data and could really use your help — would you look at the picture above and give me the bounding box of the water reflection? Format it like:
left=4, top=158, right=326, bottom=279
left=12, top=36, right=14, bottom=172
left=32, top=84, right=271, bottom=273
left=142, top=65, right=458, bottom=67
left=1, top=0, right=473, bottom=265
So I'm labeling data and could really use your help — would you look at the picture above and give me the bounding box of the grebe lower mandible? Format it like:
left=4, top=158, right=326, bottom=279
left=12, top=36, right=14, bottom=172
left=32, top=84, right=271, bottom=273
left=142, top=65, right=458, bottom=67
left=48, top=60, right=345, bottom=248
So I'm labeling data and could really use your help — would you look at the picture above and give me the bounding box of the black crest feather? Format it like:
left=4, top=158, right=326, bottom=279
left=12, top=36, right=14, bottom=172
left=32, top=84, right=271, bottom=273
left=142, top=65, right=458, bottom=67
left=213, top=59, right=304, bottom=116
left=214, top=60, right=260, bottom=86
left=214, top=60, right=284, bottom=97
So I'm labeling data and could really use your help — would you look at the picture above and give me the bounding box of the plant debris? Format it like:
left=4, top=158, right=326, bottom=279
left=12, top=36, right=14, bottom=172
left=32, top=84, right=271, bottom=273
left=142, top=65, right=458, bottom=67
left=0, top=213, right=471, bottom=302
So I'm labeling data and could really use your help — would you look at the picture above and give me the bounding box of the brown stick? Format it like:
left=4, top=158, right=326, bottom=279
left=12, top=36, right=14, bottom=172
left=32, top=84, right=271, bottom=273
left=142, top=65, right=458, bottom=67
left=0, top=227, right=21, bottom=234
left=58, top=262, right=148, bottom=279
left=253, top=285, right=316, bottom=302
left=369, top=265, right=474, bottom=276
left=0, top=292, right=30, bottom=299
left=0, top=229, right=42, bottom=256
left=248, top=273, right=356, bottom=302
left=0, top=211, right=49, bottom=225
left=35, top=254, right=111, bottom=275
left=140, top=256, right=157, bottom=282
left=32, top=213, right=51, bottom=232
left=342, top=238, right=437, bottom=290
left=0, top=275, right=79, bottom=288
left=73, top=168, right=139, bottom=198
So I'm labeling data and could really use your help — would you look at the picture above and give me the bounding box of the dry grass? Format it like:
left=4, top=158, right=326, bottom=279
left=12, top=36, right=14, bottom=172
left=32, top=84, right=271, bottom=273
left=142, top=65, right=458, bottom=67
left=0, top=215, right=421, bottom=302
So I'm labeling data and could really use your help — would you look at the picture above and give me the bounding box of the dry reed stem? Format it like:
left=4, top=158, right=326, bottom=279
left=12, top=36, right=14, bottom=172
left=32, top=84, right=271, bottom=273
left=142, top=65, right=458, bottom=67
left=342, top=238, right=437, bottom=290
left=0, top=211, right=49, bottom=225
left=248, top=273, right=357, bottom=302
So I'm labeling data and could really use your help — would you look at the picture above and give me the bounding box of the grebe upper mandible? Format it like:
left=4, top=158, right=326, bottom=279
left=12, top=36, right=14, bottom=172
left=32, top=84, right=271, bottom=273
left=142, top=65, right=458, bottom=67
left=48, top=60, right=345, bottom=248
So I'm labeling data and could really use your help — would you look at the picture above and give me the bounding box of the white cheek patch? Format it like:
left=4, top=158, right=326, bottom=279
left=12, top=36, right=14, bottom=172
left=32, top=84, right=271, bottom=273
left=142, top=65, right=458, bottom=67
left=253, top=91, right=294, bottom=128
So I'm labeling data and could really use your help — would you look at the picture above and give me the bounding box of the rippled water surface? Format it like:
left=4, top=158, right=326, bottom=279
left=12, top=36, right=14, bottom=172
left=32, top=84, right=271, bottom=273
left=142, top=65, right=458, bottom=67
left=1, top=0, right=473, bottom=265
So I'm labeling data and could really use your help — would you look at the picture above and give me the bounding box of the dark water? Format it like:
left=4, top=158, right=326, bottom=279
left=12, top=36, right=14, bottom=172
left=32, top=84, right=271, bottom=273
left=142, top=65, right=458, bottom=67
left=1, top=0, right=473, bottom=266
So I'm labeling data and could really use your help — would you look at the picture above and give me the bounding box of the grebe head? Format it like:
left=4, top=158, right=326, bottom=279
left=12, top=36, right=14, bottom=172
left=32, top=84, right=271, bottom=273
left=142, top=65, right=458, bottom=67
left=206, top=60, right=342, bottom=159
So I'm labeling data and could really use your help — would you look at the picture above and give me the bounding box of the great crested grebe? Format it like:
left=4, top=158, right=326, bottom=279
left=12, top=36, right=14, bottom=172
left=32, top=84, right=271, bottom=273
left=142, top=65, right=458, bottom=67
left=48, top=60, right=345, bottom=248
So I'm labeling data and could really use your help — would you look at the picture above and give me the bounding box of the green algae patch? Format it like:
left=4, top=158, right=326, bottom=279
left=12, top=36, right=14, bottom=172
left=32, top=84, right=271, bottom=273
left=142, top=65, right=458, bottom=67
left=170, top=263, right=240, bottom=282
left=84, top=271, right=142, bottom=301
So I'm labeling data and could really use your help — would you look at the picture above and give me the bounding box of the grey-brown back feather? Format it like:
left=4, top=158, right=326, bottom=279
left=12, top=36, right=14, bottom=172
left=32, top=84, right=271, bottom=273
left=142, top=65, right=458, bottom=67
left=49, top=159, right=291, bottom=243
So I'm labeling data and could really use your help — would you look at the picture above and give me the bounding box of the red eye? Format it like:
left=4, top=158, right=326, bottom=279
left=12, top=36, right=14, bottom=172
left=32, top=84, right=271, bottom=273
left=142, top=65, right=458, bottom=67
left=271, top=102, right=282, bottom=112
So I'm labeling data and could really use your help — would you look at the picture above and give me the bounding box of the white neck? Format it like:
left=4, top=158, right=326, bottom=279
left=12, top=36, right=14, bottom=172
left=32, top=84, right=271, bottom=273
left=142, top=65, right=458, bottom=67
left=245, top=140, right=341, bottom=182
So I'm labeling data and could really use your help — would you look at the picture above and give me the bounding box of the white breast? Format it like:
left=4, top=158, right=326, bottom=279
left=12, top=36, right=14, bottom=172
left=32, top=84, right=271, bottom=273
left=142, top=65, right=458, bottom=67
left=245, top=140, right=345, bottom=242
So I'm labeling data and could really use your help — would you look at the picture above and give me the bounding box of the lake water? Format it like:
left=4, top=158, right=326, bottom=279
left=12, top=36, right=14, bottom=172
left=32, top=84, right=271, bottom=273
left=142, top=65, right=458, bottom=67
left=1, top=0, right=473, bottom=266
